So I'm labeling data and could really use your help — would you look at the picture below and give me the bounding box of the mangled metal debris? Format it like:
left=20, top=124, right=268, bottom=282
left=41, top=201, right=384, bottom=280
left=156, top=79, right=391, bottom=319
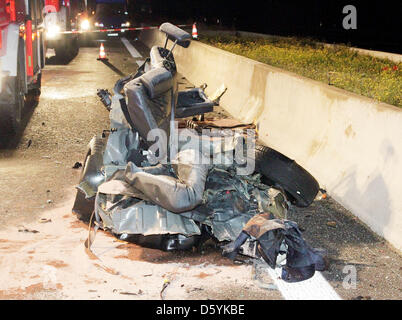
left=73, top=22, right=323, bottom=283
left=222, top=213, right=326, bottom=282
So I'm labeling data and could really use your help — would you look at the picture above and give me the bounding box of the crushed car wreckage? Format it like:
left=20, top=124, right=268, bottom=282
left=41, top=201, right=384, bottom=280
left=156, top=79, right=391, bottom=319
left=72, top=23, right=325, bottom=282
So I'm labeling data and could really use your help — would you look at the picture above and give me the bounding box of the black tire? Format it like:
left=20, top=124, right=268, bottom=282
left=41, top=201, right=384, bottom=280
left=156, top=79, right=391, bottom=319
left=28, top=72, right=41, bottom=99
left=72, top=37, right=79, bottom=57
left=54, top=36, right=79, bottom=62
left=54, top=43, right=70, bottom=62
left=255, top=144, right=319, bottom=207
left=40, top=35, right=46, bottom=68
left=0, top=48, right=25, bottom=136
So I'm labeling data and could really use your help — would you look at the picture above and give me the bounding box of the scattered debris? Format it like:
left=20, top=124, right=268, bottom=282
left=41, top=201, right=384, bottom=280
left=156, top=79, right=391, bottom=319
left=73, top=22, right=324, bottom=286
left=318, top=188, right=327, bottom=200
left=38, top=218, right=52, bottom=224
left=222, top=213, right=327, bottom=282
left=327, top=221, right=337, bottom=228
left=72, top=162, right=83, bottom=169
left=27, top=139, right=32, bottom=148
left=47, top=200, right=53, bottom=204
left=352, top=295, right=372, bottom=300
left=160, top=279, right=171, bottom=300
left=18, top=226, right=39, bottom=233
left=119, top=291, right=138, bottom=296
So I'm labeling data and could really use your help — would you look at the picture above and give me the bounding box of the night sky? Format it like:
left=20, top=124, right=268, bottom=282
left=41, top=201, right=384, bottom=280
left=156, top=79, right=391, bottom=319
left=91, top=0, right=402, bottom=52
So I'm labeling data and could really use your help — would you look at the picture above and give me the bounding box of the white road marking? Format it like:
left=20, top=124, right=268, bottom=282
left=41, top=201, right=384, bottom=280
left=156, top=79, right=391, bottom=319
left=267, top=267, right=342, bottom=300
left=121, top=37, right=145, bottom=66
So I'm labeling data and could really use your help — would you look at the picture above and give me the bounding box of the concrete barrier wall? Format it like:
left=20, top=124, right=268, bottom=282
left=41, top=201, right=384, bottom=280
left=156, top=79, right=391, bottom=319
left=140, top=30, right=402, bottom=251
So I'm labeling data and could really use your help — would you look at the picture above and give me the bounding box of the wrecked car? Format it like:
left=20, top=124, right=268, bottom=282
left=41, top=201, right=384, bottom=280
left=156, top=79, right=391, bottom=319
left=73, top=23, right=324, bottom=282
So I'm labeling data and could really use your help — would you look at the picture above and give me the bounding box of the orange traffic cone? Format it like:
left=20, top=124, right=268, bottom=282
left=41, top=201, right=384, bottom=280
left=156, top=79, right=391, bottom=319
left=192, top=23, right=198, bottom=40
left=97, top=43, right=108, bottom=61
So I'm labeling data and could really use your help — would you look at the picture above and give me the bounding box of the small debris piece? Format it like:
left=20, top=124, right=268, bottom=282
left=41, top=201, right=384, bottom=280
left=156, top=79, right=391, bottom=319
left=38, top=218, right=52, bottom=223
left=326, top=221, right=337, bottom=228
left=160, top=279, right=170, bottom=300
left=47, top=200, right=53, bottom=204
left=27, top=139, right=32, bottom=148
left=352, top=296, right=371, bottom=300
left=120, top=291, right=137, bottom=296
left=318, top=188, right=327, bottom=200
left=72, top=162, right=83, bottom=169
left=186, top=287, right=204, bottom=293
left=18, top=226, right=39, bottom=233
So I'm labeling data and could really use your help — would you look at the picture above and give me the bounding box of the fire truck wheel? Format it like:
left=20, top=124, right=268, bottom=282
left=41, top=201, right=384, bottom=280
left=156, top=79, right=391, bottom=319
left=54, top=44, right=70, bottom=62
left=0, top=52, right=25, bottom=137
left=71, top=37, right=79, bottom=57
left=27, top=73, right=41, bottom=103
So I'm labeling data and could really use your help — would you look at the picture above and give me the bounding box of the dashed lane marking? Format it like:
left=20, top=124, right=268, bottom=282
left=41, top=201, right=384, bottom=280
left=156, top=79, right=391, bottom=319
left=121, top=37, right=145, bottom=66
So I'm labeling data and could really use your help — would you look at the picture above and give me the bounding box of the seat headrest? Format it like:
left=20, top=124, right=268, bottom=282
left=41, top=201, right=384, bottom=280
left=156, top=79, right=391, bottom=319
left=140, top=67, right=173, bottom=99
left=159, top=22, right=191, bottom=48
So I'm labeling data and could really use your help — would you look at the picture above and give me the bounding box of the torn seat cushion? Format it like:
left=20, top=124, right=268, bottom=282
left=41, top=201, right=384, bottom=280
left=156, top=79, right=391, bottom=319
left=98, top=149, right=210, bottom=213
left=149, top=46, right=177, bottom=72
left=140, top=67, right=173, bottom=99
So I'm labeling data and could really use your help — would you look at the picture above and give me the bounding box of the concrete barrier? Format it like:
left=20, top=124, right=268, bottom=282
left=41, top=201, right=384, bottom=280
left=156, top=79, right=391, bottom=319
left=140, top=30, right=402, bottom=252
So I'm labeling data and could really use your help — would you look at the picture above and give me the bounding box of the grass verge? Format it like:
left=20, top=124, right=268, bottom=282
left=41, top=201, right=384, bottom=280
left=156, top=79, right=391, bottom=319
left=200, top=34, right=401, bottom=107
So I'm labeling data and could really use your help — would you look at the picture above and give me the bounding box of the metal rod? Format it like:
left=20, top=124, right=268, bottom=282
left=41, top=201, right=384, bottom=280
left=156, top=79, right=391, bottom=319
left=165, top=40, right=178, bottom=60
left=164, top=34, right=169, bottom=49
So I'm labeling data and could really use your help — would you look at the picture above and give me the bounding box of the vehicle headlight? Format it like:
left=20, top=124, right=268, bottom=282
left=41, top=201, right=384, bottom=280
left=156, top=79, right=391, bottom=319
left=94, top=22, right=104, bottom=27
left=46, top=25, right=60, bottom=39
left=121, top=22, right=130, bottom=27
left=81, top=19, right=90, bottom=31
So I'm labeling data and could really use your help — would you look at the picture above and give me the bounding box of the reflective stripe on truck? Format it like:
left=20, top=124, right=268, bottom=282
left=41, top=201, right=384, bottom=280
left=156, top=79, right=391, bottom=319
left=25, top=19, right=32, bottom=77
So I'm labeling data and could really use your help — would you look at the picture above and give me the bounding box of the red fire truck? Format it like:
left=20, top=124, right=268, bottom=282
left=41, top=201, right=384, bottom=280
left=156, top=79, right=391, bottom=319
left=0, top=0, right=45, bottom=136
